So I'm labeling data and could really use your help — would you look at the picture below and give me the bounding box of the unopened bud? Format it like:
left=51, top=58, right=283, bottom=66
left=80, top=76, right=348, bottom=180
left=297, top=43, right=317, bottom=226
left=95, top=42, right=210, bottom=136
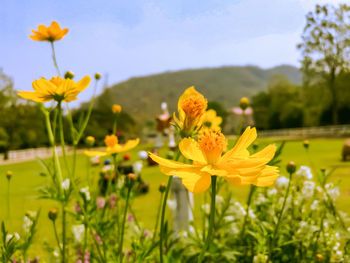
left=6, top=171, right=12, bottom=180
left=239, top=97, right=249, bottom=111
left=286, top=161, right=296, bottom=174
left=48, top=208, right=58, bottom=221
left=95, top=73, right=101, bottom=80
left=112, top=104, right=122, bottom=114
left=159, top=183, right=166, bottom=193
left=315, top=254, right=323, bottom=260
left=85, top=136, right=95, bottom=146
left=64, top=71, right=74, bottom=79
left=303, top=140, right=309, bottom=149
left=127, top=173, right=136, bottom=181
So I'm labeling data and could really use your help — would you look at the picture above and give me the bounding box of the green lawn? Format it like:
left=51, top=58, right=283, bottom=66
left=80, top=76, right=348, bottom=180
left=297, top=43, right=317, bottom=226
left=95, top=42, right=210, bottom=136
left=0, top=138, right=349, bottom=257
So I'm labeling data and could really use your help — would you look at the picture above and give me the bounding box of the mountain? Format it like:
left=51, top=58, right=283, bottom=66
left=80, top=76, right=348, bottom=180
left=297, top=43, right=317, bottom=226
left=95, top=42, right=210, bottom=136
left=94, top=65, right=301, bottom=123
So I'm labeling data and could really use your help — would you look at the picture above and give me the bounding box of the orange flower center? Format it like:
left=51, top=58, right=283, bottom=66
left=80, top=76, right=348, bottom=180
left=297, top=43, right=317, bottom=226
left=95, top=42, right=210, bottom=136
left=198, top=130, right=226, bottom=164
left=181, top=96, right=207, bottom=120
left=105, top=135, right=118, bottom=148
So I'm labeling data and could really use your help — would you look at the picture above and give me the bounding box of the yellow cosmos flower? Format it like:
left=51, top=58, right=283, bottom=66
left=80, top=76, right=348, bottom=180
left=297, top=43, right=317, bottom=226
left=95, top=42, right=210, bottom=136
left=18, top=76, right=91, bottom=103
left=173, top=86, right=208, bottom=137
left=201, top=109, right=222, bottom=133
left=149, top=127, right=279, bottom=193
left=30, top=21, right=69, bottom=42
left=85, top=134, right=139, bottom=157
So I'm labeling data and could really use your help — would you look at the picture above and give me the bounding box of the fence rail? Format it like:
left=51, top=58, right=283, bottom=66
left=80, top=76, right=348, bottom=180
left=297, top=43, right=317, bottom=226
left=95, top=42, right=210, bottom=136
left=258, top=125, right=350, bottom=138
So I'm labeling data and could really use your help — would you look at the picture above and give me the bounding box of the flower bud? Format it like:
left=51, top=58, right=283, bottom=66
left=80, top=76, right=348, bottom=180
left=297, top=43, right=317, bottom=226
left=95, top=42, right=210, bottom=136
left=239, top=97, right=249, bottom=111
left=85, top=136, right=95, bottom=147
left=127, top=173, right=136, bottom=181
left=112, top=104, right=122, bottom=114
left=48, top=208, right=58, bottom=221
left=286, top=161, right=296, bottom=174
left=315, top=254, right=323, bottom=260
left=6, top=171, right=12, bottom=180
left=64, top=71, right=74, bottom=79
left=303, top=140, right=309, bottom=149
left=95, top=73, right=101, bottom=80
left=159, top=183, right=166, bottom=193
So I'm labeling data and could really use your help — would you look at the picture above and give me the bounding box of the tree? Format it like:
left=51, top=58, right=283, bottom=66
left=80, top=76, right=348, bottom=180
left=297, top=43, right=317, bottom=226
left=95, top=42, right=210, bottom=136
left=298, top=4, right=350, bottom=124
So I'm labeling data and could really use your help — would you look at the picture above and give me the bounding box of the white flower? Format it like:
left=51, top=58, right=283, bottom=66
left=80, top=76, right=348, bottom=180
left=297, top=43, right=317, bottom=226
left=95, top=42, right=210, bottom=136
left=325, top=183, right=340, bottom=201
left=80, top=187, right=91, bottom=200
left=275, top=176, right=289, bottom=190
left=188, top=226, right=195, bottom=234
left=215, top=195, right=224, bottom=207
left=296, top=166, right=313, bottom=180
left=132, top=161, right=143, bottom=174
left=224, top=216, right=234, bottom=222
left=62, top=179, right=70, bottom=190
left=268, top=188, right=277, bottom=195
left=311, top=200, right=319, bottom=210
left=23, top=216, right=33, bottom=233
left=72, top=224, right=85, bottom=243
left=201, top=204, right=210, bottom=214
left=302, top=181, right=315, bottom=199
left=138, top=151, right=148, bottom=160
left=6, top=233, right=20, bottom=243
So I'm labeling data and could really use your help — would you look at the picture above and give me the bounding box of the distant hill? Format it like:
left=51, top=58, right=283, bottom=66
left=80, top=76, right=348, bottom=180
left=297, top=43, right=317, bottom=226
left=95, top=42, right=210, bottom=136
left=94, top=65, right=301, bottom=123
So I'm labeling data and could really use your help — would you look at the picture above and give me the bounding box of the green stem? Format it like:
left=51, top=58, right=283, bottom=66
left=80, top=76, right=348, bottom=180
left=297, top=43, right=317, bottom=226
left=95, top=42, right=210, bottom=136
left=42, top=105, right=63, bottom=193
left=52, top=221, right=63, bottom=255
left=119, top=185, right=132, bottom=262
left=58, top=102, right=71, bottom=178
left=72, top=145, right=77, bottom=179
left=7, top=180, right=10, bottom=221
left=240, top=185, right=256, bottom=238
left=50, top=41, right=60, bottom=76
left=268, top=171, right=293, bottom=262
left=198, top=176, right=217, bottom=263
left=62, top=204, right=66, bottom=263
left=113, top=115, right=117, bottom=135
left=152, top=192, right=164, bottom=244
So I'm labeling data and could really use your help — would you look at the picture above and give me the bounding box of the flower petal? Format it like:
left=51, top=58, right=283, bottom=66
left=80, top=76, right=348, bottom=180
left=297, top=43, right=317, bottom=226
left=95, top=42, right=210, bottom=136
left=84, top=150, right=108, bottom=157
left=179, top=138, right=206, bottom=164
left=117, top=138, right=139, bottom=152
left=76, top=76, right=91, bottom=92
left=253, top=166, right=279, bottom=187
left=148, top=152, right=191, bottom=169
left=174, top=168, right=211, bottom=193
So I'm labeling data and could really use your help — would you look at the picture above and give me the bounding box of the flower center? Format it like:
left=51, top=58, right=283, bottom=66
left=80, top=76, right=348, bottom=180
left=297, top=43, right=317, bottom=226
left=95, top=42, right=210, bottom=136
left=104, top=135, right=118, bottom=148
left=198, top=130, right=226, bottom=164
left=181, top=96, right=207, bottom=120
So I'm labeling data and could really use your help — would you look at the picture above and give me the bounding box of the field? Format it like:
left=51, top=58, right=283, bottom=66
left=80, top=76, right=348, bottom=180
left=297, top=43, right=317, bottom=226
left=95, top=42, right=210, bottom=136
left=0, top=137, right=349, bottom=256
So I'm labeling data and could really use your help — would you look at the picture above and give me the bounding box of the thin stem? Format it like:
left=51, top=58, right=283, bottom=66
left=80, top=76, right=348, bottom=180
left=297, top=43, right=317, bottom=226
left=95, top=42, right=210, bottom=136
left=198, top=176, right=217, bottom=263
left=61, top=204, right=67, bottom=263
left=52, top=221, right=63, bottom=255
left=159, top=150, right=181, bottom=263
left=152, top=192, right=164, bottom=244
left=113, top=115, right=117, bottom=135
left=7, top=180, right=10, bottom=221
left=268, top=171, right=293, bottom=262
left=58, top=102, right=71, bottom=178
left=240, top=185, right=256, bottom=238
left=72, top=145, right=77, bottom=179
left=119, top=184, right=132, bottom=262
left=50, top=41, right=61, bottom=76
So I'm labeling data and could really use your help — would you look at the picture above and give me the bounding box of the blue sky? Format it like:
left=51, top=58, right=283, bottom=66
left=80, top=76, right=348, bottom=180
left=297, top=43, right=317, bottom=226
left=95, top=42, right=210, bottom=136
left=0, top=0, right=346, bottom=106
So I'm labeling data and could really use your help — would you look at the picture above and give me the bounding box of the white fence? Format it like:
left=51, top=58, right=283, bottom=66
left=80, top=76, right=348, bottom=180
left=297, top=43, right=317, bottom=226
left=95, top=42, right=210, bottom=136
left=258, top=125, right=350, bottom=138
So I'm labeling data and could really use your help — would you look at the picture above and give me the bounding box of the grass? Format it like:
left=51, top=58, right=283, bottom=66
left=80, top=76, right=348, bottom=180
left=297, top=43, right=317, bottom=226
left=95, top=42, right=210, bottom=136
left=0, top=137, right=349, bottom=257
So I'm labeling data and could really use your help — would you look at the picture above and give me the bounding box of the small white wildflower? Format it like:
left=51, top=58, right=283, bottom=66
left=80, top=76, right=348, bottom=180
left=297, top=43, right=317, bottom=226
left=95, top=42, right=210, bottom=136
left=138, top=151, right=148, bottom=160
left=23, top=216, right=33, bottom=233
left=132, top=161, right=143, bottom=174
left=188, top=226, right=195, bottom=234
left=302, top=181, right=315, bottom=199
left=268, top=188, right=277, bottom=195
left=296, top=166, right=313, bottom=180
left=72, top=224, right=85, bottom=243
left=224, top=216, right=234, bottom=222
left=215, top=195, right=224, bottom=206
left=201, top=204, right=210, bottom=214
left=275, top=176, right=289, bottom=190
left=80, top=187, right=91, bottom=200
left=325, top=183, right=340, bottom=201
left=62, top=179, right=70, bottom=190
left=311, top=200, right=319, bottom=210
left=6, top=233, right=20, bottom=243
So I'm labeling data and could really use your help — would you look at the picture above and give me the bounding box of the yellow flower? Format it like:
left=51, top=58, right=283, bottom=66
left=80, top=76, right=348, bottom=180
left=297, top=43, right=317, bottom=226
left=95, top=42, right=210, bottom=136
left=173, top=86, right=208, bottom=137
left=112, top=104, right=122, bottom=114
left=201, top=109, right=222, bottom=133
left=85, top=134, right=139, bottom=156
left=149, top=127, right=279, bottom=193
left=18, top=76, right=91, bottom=103
left=30, top=21, right=69, bottom=42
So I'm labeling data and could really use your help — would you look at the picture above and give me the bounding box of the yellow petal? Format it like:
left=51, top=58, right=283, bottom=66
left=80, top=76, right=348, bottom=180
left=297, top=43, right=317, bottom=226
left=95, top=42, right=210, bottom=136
left=251, top=144, right=276, bottom=161
left=169, top=167, right=211, bottom=193
left=253, top=166, right=279, bottom=187
left=200, top=165, right=228, bottom=176
left=84, top=150, right=108, bottom=157
left=77, top=76, right=91, bottom=92
left=116, top=138, right=139, bottom=153
left=179, top=138, right=206, bottom=164
left=148, top=152, right=191, bottom=169
left=18, top=91, right=45, bottom=102
left=221, top=126, right=257, bottom=161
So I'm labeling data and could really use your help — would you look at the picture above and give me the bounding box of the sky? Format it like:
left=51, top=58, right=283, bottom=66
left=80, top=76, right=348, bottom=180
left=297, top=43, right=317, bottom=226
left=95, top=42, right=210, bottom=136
left=0, top=0, right=348, bottom=106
